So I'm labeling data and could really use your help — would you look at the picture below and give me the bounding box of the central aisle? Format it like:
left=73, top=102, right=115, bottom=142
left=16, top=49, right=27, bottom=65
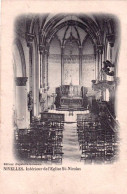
left=62, top=123, right=81, bottom=162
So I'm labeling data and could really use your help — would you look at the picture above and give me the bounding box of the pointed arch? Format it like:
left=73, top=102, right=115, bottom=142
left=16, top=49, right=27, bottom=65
left=14, top=39, right=26, bottom=77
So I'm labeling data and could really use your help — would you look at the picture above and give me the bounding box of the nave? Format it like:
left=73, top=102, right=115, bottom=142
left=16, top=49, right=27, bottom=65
left=13, top=13, right=120, bottom=163
left=14, top=108, right=119, bottom=164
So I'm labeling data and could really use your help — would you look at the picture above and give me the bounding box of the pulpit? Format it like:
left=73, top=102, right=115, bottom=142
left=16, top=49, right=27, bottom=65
left=55, top=84, right=86, bottom=110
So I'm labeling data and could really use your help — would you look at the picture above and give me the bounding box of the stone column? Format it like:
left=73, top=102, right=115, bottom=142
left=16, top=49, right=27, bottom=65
left=38, top=44, right=43, bottom=114
left=94, top=45, right=97, bottom=80
left=40, top=48, right=48, bottom=111
left=45, top=49, right=49, bottom=89
left=39, top=44, right=45, bottom=88
left=107, top=34, right=114, bottom=63
left=79, top=46, right=82, bottom=85
left=61, top=46, right=64, bottom=85
left=96, top=48, right=100, bottom=82
left=26, top=33, right=39, bottom=117
left=26, top=33, right=35, bottom=92
left=106, top=34, right=115, bottom=81
left=26, top=33, right=34, bottom=118
left=42, top=50, right=46, bottom=89
left=97, top=45, right=103, bottom=81
left=15, top=77, right=28, bottom=129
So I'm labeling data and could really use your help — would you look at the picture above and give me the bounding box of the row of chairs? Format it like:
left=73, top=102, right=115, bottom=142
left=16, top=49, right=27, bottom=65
left=14, top=118, right=64, bottom=163
left=77, top=119, right=118, bottom=163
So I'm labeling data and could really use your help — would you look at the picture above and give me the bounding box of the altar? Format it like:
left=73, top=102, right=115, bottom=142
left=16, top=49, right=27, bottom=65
left=55, top=84, right=84, bottom=110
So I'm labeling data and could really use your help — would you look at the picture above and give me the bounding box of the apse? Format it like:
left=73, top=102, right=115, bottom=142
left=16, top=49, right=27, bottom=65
left=63, top=33, right=79, bottom=85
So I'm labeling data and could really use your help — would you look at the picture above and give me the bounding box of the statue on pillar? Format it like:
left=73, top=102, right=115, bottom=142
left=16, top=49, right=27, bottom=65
left=103, top=60, right=114, bottom=76
left=39, top=89, right=46, bottom=112
left=28, top=91, right=33, bottom=122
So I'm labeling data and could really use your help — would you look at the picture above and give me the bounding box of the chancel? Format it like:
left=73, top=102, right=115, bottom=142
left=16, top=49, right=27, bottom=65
left=13, top=14, right=120, bottom=163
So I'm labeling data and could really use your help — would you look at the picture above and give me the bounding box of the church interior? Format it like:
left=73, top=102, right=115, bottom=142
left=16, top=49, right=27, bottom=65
left=13, top=13, right=120, bottom=164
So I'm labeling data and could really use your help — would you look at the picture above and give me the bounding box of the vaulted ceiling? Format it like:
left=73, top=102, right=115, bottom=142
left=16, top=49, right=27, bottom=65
left=15, top=13, right=119, bottom=49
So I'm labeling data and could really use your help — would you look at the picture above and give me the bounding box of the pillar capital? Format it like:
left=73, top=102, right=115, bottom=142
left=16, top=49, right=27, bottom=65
left=25, top=33, right=35, bottom=47
left=79, top=46, right=82, bottom=49
left=15, top=77, right=28, bottom=86
left=79, top=46, right=82, bottom=54
left=106, top=34, right=115, bottom=47
left=61, top=45, right=65, bottom=50
left=39, top=44, right=45, bottom=54
left=45, top=49, right=49, bottom=55
left=96, top=44, right=103, bottom=54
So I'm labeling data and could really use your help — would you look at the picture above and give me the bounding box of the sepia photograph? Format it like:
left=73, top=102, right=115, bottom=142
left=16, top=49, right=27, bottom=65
left=13, top=13, right=120, bottom=164
left=1, top=1, right=127, bottom=194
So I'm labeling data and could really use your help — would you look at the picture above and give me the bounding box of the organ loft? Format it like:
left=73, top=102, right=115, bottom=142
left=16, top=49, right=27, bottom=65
left=13, top=14, right=120, bottom=163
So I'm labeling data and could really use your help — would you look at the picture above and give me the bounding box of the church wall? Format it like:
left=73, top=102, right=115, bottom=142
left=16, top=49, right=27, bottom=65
left=48, top=37, right=61, bottom=94
left=82, top=37, right=95, bottom=89
left=63, top=41, right=79, bottom=85
left=31, top=37, right=39, bottom=116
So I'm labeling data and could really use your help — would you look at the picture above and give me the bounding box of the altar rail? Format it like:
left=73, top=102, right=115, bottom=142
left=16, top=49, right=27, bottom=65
left=41, top=113, right=64, bottom=123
